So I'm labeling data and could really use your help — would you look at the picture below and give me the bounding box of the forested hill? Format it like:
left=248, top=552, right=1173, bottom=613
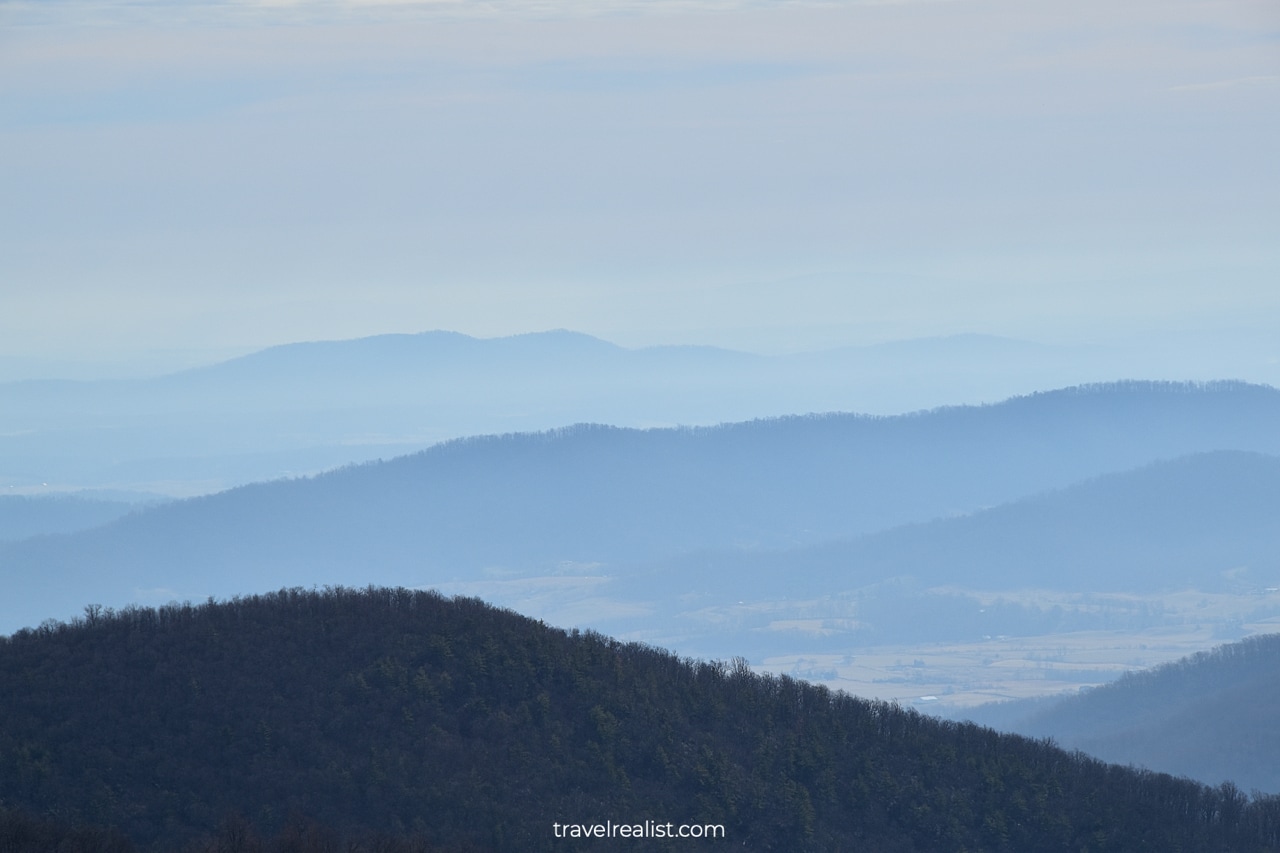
left=969, top=633, right=1280, bottom=795
left=5, top=380, right=1280, bottom=632
left=2, top=588, right=1280, bottom=852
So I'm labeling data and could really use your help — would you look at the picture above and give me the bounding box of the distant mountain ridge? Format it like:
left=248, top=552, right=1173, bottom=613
left=2, top=328, right=1252, bottom=494
left=169, top=329, right=638, bottom=383
left=3, top=380, right=1279, bottom=634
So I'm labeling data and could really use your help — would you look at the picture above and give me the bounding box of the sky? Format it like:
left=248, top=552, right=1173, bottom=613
left=1, top=0, right=1278, bottom=375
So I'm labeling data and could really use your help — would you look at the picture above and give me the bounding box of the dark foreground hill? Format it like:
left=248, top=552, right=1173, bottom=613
left=5, top=380, right=1280, bottom=633
left=2, top=588, right=1280, bottom=852
left=966, top=633, right=1280, bottom=795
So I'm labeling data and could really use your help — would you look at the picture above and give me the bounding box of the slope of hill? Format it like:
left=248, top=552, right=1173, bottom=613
left=3, top=381, right=1279, bottom=634
left=965, top=633, right=1280, bottom=795
left=2, top=587, right=1279, bottom=852
left=646, top=449, right=1280, bottom=602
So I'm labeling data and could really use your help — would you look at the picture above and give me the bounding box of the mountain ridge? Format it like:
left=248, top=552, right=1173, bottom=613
left=4, top=381, right=1279, bottom=635
left=6, top=324, right=1258, bottom=494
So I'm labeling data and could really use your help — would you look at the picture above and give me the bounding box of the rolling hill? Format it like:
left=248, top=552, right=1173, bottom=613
left=2, top=587, right=1278, bottom=852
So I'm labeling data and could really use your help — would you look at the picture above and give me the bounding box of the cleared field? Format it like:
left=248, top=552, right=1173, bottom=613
left=757, top=588, right=1280, bottom=712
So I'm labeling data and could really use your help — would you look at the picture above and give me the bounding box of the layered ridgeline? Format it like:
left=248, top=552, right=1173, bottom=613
left=3, top=381, right=1279, bottom=635
left=613, top=449, right=1280, bottom=654
left=966, top=633, right=1280, bottom=795
left=0, top=330, right=1221, bottom=495
left=2, top=587, right=1279, bottom=852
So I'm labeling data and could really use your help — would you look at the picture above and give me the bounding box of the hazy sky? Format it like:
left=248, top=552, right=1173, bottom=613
left=2, top=0, right=1277, bottom=371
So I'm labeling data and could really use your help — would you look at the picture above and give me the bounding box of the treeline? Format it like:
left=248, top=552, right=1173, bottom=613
left=3, top=588, right=1280, bottom=851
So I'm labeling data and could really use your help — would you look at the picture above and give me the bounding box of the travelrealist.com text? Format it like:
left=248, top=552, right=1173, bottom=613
left=552, top=821, right=726, bottom=839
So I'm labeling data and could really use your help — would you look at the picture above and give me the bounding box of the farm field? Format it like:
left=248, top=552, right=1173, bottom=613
left=760, top=588, right=1280, bottom=710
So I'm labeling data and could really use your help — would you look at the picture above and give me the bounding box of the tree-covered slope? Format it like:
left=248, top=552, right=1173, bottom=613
left=970, top=633, right=1280, bottom=795
left=2, top=588, right=1279, bottom=852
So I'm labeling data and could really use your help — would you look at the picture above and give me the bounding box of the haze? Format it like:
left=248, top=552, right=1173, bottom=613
left=2, top=0, right=1277, bottom=377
